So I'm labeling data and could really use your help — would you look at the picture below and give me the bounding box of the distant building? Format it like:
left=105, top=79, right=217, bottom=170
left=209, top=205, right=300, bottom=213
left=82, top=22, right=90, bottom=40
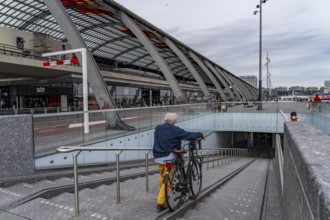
left=289, top=86, right=305, bottom=95
left=306, top=87, right=319, bottom=95
left=289, top=86, right=305, bottom=91
left=273, top=87, right=288, bottom=92
left=325, top=80, right=330, bottom=88
left=273, top=87, right=289, bottom=96
left=325, top=80, right=330, bottom=93
left=239, top=75, right=257, bottom=88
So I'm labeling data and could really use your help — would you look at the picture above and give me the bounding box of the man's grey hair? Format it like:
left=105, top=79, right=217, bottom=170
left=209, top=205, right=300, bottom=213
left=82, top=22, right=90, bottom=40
left=164, top=113, right=177, bottom=121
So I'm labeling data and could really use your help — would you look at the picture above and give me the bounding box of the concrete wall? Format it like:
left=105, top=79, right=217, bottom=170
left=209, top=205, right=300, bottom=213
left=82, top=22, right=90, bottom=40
left=202, top=131, right=232, bottom=149
left=0, top=26, right=34, bottom=50
left=0, top=26, right=62, bottom=52
left=283, top=122, right=330, bottom=220
left=0, top=115, right=35, bottom=179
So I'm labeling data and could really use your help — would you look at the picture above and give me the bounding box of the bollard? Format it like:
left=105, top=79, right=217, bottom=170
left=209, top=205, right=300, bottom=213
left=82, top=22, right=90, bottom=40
left=73, top=152, right=80, bottom=216
left=115, top=151, right=122, bottom=203
left=145, top=151, right=150, bottom=192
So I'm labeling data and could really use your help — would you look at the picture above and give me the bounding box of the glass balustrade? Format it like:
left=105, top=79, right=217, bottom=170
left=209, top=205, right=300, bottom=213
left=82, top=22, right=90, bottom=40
left=32, top=101, right=329, bottom=158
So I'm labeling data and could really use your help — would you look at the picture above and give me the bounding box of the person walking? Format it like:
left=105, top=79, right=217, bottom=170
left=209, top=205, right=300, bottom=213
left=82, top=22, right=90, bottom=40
left=153, top=113, right=205, bottom=212
left=313, top=94, right=321, bottom=102
left=313, top=95, right=322, bottom=112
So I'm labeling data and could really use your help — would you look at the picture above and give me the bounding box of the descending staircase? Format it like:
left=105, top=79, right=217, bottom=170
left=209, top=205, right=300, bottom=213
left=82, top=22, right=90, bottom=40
left=0, top=167, right=158, bottom=210
left=0, top=157, right=270, bottom=220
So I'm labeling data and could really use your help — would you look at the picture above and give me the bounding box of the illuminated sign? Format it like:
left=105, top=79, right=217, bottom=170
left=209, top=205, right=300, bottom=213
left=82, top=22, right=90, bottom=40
left=36, top=87, right=45, bottom=93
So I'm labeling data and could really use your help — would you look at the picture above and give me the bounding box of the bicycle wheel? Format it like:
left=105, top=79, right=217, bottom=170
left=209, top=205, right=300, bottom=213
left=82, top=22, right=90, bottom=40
left=165, top=168, right=184, bottom=211
left=189, top=159, right=202, bottom=197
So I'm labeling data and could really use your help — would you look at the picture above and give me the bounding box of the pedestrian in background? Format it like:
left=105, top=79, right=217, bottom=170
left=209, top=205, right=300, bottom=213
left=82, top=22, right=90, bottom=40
left=288, top=111, right=301, bottom=122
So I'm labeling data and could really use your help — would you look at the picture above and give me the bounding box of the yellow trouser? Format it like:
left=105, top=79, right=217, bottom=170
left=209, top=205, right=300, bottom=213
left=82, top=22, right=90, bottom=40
left=157, top=164, right=175, bottom=205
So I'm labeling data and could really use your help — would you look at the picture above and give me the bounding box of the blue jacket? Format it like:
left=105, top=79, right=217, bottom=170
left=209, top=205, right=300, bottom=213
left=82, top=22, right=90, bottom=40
left=153, top=123, right=203, bottom=158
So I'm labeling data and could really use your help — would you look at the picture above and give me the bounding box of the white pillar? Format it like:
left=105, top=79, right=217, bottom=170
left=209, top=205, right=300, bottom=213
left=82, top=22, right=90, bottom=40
left=42, top=48, right=89, bottom=133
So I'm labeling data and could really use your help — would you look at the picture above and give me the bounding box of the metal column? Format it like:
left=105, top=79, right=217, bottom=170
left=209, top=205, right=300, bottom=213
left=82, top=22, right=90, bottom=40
left=228, top=73, right=253, bottom=100
left=189, top=52, right=227, bottom=101
left=111, top=9, right=188, bottom=104
left=215, top=67, right=244, bottom=100
left=161, top=37, right=210, bottom=98
left=204, top=61, right=235, bottom=100
left=233, top=75, right=256, bottom=99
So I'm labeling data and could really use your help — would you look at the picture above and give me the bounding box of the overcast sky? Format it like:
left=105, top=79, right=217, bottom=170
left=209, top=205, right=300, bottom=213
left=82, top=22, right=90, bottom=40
left=113, top=0, right=330, bottom=88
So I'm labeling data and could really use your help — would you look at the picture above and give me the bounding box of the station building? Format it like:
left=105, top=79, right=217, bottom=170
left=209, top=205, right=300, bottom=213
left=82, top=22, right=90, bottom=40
left=0, top=0, right=257, bottom=111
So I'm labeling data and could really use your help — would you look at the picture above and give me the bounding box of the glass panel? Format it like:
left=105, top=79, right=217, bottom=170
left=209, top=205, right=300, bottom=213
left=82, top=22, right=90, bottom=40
left=31, top=101, right=329, bottom=160
left=33, top=112, right=84, bottom=158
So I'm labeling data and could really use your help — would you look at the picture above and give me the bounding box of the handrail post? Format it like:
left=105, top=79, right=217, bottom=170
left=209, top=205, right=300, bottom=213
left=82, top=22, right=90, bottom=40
left=230, top=149, right=232, bottom=162
left=145, top=151, right=150, bottom=192
left=73, top=152, right=81, bottom=216
left=224, top=149, right=226, bottom=165
left=220, top=149, right=223, bottom=165
left=206, top=150, right=209, bottom=170
left=212, top=150, right=215, bottom=168
left=115, top=151, right=122, bottom=203
left=217, top=149, right=220, bottom=167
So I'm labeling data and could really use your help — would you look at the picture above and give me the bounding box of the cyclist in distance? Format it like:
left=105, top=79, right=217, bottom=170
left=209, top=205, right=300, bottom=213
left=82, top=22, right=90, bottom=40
left=153, top=112, right=205, bottom=212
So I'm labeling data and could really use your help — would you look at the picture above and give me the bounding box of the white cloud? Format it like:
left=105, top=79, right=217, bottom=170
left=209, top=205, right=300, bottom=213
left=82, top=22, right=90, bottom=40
left=114, top=0, right=330, bottom=88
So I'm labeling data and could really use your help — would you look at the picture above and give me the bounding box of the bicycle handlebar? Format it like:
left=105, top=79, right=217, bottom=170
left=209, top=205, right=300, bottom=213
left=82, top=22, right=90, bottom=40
left=181, top=138, right=202, bottom=150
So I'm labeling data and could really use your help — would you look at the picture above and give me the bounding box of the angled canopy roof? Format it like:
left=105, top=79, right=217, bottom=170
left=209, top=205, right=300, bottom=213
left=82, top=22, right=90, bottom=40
left=0, top=0, right=257, bottom=97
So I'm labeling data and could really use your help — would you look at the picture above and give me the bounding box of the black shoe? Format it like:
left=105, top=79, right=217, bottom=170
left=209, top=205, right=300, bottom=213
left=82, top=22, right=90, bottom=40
left=156, top=204, right=168, bottom=212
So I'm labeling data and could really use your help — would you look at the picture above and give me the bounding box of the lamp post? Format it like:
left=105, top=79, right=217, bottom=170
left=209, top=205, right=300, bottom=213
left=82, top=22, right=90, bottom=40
left=265, top=52, right=271, bottom=100
left=254, top=0, right=269, bottom=110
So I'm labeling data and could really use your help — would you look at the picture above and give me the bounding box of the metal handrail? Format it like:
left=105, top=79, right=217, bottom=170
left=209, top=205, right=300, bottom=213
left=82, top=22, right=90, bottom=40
left=56, top=145, right=245, bottom=216
left=275, top=134, right=284, bottom=194
left=279, top=109, right=288, bottom=121
left=57, top=146, right=152, bottom=216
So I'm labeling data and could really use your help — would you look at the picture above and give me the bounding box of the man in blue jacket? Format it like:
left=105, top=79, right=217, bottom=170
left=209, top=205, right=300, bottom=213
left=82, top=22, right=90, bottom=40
left=153, top=112, right=204, bottom=211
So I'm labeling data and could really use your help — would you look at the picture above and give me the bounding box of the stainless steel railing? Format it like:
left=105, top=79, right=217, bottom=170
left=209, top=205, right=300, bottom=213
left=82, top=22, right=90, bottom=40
left=273, top=109, right=286, bottom=210
left=57, top=146, right=152, bottom=216
left=56, top=146, right=246, bottom=216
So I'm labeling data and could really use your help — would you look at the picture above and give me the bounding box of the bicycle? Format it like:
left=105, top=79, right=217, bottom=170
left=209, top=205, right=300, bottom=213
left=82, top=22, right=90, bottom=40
left=163, top=138, right=203, bottom=211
